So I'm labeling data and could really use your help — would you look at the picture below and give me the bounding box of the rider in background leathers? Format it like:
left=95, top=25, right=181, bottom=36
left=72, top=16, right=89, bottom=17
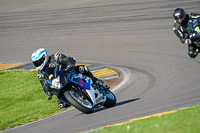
left=31, top=48, right=103, bottom=109
left=173, top=8, right=200, bottom=58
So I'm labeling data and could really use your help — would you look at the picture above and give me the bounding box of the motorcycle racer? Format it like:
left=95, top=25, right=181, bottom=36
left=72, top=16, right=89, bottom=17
left=31, top=48, right=103, bottom=109
left=173, top=8, right=200, bottom=58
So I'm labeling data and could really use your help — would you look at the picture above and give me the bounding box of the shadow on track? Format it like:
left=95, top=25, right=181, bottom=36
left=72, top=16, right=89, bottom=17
left=92, top=98, right=141, bottom=113
left=74, top=98, right=141, bottom=116
left=115, top=98, right=141, bottom=107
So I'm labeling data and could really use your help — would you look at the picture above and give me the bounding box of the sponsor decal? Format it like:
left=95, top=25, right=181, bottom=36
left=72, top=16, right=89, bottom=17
left=49, top=74, right=53, bottom=79
left=195, top=26, right=199, bottom=31
left=79, top=79, right=83, bottom=86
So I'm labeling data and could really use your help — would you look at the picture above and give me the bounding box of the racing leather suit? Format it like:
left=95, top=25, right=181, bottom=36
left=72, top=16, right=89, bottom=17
left=173, top=13, right=200, bottom=58
left=37, top=53, right=99, bottom=97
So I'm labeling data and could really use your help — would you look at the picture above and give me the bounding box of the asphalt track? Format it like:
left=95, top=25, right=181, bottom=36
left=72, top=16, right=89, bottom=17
left=1, top=0, right=200, bottom=133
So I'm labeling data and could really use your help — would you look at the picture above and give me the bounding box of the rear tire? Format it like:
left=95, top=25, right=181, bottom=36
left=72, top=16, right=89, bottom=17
left=64, top=88, right=94, bottom=114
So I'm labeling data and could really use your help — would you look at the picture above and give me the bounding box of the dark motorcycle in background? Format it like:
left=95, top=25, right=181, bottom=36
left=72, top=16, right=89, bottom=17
left=187, top=17, right=200, bottom=58
left=44, top=66, right=116, bottom=114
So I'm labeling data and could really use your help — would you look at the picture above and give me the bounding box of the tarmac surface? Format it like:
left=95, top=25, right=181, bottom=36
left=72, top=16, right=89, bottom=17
left=1, top=0, right=200, bottom=132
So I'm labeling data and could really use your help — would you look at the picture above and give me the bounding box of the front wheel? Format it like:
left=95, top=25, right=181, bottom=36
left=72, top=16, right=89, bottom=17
left=103, top=90, right=116, bottom=108
left=64, top=88, right=94, bottom=114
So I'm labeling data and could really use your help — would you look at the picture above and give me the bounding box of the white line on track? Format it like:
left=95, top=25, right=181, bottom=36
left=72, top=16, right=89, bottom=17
left=112, top=67, right=131, bottom=92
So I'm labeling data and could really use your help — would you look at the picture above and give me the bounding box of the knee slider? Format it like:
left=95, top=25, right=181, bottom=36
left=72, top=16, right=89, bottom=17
left=188, top=51, right=197, bottom=58
left=79, top=65, right=88, bottom=73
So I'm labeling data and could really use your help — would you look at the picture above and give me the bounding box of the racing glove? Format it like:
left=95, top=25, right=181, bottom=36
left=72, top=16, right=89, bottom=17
left=51, top=77, right=61, bottom=89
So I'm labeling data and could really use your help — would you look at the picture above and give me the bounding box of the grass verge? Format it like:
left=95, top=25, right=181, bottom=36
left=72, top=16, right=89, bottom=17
left=0, top=70, right=62, bottom=131
left=89, top=105, right=200, bottom=133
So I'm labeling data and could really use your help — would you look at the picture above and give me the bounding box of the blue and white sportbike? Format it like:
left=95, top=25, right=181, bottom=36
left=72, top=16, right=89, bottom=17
left=45, top=65, right=116, bottom=114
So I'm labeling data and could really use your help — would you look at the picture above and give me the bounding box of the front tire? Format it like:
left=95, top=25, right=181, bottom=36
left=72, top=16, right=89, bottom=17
left=64, top=88, right=94, bottom=114
left=103, top=90, right=116, bottom=108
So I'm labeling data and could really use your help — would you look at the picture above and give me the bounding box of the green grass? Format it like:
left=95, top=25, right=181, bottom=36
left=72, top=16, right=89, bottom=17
left=89, top=105, right=200, bottom=133
left=0, top=70, right=62, bottom=131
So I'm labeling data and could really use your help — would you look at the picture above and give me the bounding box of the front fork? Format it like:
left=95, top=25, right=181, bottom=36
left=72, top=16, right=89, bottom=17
left=85, top=84, right=107, bottom=106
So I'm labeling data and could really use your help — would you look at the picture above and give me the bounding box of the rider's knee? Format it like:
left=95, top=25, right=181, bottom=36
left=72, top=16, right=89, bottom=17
left=75, top=65, right=89, bottom=74
left=188, top=44, right=198, bottom=58
left=188, top=51, right=197, bottom=58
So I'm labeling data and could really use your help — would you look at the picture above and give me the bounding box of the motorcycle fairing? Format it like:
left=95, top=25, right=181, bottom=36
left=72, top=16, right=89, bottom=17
left=68, top=73, right=92, bottom=90
left=188, top=18, right=200, bottom=41
left=66, top=73, right=106, bottom=105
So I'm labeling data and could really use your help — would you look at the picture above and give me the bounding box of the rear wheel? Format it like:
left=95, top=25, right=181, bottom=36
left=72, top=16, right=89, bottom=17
left=103, top=90, right=116, bottom=108
left=64, top=87, right=94, bottom=114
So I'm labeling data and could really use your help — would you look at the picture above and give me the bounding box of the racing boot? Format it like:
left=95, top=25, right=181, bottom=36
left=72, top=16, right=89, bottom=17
left=58, top=99, right=70, bottom=109
left=191, top=48, right=199, bottom=58
left=195, top=48, right=200, bottom=54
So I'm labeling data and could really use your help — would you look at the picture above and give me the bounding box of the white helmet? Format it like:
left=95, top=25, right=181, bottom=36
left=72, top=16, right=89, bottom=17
left=31, top=48, right=49, bottom=70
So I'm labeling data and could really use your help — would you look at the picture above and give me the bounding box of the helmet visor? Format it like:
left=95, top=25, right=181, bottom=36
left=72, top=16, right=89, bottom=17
left=175, top=16, right=185, bottom=23
left=33, top=56, right=45, bottom=67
